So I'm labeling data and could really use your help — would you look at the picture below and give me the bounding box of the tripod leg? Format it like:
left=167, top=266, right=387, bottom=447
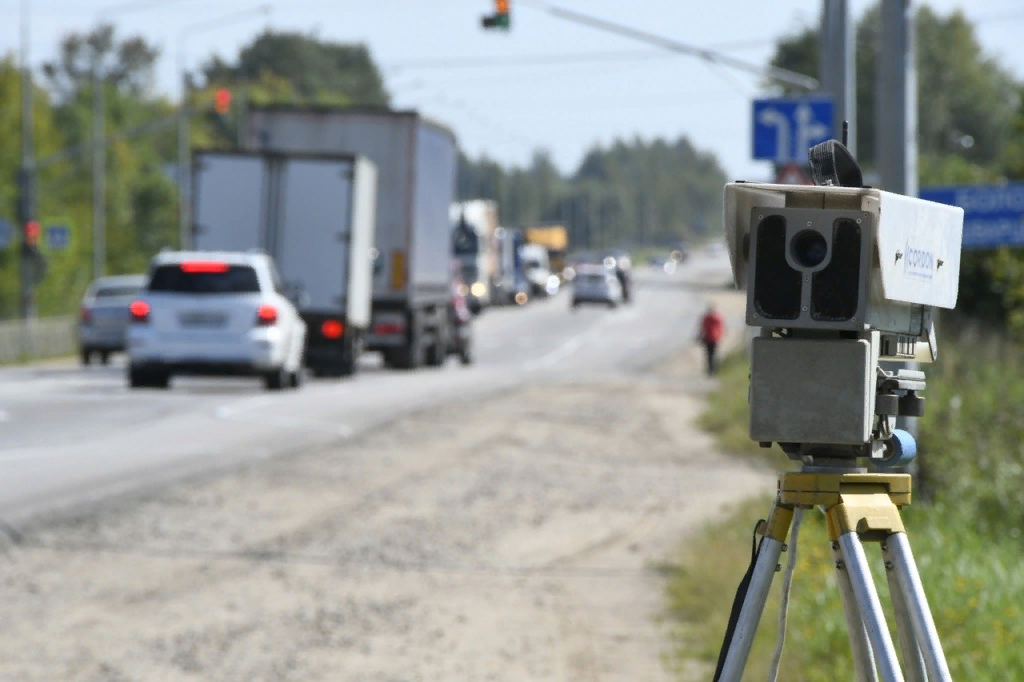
left=884, top=552, right=928, bottom=682
left=832, top=542, right=879, bottom=682
left=837, top=532, right=905, bottom=682
left=717, top=504, right=793, bottom=682
left=884, top=533, right=952, bottom=682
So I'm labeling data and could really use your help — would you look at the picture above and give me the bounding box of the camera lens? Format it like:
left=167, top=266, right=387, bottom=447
left=791, top=230, right=828, bottom=268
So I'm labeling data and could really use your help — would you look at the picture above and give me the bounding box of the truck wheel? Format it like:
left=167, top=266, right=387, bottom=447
left=81, top=348, right=92, bottom=366
left=425, top=318, right=449, bottom=368
left=100, top=351, right=111, bottom=365
left=339, top=336, right=359, bottom=377
left=264, top=367, right=287, bottom=391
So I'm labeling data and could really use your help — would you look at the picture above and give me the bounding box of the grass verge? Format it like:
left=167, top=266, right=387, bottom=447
left=666, top=347, right=1024, bottom=681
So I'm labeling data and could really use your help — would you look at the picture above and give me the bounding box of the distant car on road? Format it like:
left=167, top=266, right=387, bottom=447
left=571, top=264, right=623, bottom=309
left=126, top=251, right=307, bottom=391
left=78, top=274, right=147, bottom=365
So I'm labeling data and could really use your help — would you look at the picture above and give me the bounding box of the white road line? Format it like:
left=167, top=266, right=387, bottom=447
left=214, top=395, right=353, bottom=437
left=521, top=334, right=586, bottom=371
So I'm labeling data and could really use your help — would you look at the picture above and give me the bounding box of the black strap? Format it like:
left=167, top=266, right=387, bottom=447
left=712, top=520, right=764, bottom=682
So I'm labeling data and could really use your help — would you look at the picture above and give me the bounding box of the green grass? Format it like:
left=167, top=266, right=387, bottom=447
left=666, top=345, right=1024, bottom=680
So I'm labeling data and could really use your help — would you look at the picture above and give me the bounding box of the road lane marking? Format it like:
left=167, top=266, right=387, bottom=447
left=214, top=395, right=354, bottom=437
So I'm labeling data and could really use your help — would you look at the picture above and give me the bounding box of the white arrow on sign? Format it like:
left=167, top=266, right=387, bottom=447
left=794, top=103, right=829, bottom=160
left=757, top=107, right=791, bottom=162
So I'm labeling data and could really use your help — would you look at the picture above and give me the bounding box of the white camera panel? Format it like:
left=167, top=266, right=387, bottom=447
left=871, top=191, right=963, bottom=308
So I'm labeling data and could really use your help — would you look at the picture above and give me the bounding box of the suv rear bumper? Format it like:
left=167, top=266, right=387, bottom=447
left=129, top=360, right=274, bottom=377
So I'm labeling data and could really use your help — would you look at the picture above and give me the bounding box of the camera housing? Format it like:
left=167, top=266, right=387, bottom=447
left=724, top=182, right=964, bottom=454
left=725, top=182, right=963, bottom=359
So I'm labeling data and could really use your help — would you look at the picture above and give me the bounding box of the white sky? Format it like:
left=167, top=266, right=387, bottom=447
left=3, top=0, right=1024, bottom=182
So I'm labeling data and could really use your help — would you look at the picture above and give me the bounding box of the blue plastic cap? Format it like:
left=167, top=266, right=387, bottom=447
left=877, top=429, right=917, bottom=469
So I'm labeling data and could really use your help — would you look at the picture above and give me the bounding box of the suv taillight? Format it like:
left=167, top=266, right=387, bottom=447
left=80, top=307, right=92, bottom=325
left=256, top=304, right=278, bottom=326
left=129, top=300, right=150, bottom=324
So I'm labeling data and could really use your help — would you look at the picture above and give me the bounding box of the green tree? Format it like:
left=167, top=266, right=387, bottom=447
left=202, top=30, right=390, bottom=106
left=458, top=135, right=727, bottom=249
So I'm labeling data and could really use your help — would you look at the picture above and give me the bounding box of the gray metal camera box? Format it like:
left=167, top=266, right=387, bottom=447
left=750, top=337, right=876, bottom=445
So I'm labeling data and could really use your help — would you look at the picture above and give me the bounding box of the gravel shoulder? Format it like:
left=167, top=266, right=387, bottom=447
left=0, top=285, right=772, bottom=682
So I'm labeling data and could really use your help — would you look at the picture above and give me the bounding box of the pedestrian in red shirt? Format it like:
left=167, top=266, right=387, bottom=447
left=699, top=304, right=726, bottom=376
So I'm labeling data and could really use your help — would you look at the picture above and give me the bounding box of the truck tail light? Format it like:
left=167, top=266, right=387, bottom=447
left=321, top=319, right=344, bottom=339
left=80, top=307, right=93, bottom=325
left=373, top=322, right=405, bottom=336
left=129, top=300, right=150, bottom=324
left=256, top=304, right=278, bottom=326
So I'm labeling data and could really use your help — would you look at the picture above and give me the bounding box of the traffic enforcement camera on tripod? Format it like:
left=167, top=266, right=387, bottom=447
left=713, top=136, right=963, bottom=682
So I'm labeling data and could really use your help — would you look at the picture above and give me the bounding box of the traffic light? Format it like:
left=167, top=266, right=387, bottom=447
left=214, top=87, right=232, bottom=116
left=482, top=0, right=510, bottom=30
left=24, top=220, right=40, bottom=247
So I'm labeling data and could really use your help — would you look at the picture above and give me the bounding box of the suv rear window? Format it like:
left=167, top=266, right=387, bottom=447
left=94, top=285, right=142, bottom=298
left=148, top=265, right=261, bottom=294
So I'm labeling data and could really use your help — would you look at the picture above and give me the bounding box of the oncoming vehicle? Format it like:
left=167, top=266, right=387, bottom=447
left=126, top=251, right=307, bottom=391
left=570, top=264, right=623, bottom=309
left=78, top=274, right=146, bottom=365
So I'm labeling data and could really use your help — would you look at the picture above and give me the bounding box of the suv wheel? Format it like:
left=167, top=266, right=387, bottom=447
left=264, top=367, right=287, bottom=391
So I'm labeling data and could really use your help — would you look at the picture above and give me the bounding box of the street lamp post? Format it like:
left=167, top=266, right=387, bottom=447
left=92, top=0, right=190, bottom=281
left=176, top=4, right=272, bottom=251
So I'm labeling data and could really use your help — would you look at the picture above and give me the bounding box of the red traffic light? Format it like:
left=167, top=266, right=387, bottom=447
left=24, top=220, right=40, bottom=246
left=214, top=88, right=232, bottom=115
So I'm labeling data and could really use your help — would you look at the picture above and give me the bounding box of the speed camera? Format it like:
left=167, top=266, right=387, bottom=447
left=724, top=181, right=963, bottom=362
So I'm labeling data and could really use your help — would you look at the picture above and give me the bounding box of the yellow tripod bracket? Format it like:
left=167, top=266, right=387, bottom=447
left=763, top=472, right=912, bottom=544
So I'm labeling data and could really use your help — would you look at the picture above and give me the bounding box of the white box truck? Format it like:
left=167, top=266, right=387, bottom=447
left=191, top=149, right=377, bottom=377
left=243, top=106, right=458, bottom=370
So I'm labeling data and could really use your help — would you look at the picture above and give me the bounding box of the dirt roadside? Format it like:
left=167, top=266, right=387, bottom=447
left=0, top=285, right=772, bottom=682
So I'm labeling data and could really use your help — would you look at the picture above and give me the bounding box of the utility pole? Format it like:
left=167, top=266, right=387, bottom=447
left=92, top=39, right=105, bottom=280
left=820, top=0, right=856, bottom=154
left=19, top=0, right=36, bottom=320
left=877, top=0, right=920, bottom=447
left=877, top=0, right=916, bottom=197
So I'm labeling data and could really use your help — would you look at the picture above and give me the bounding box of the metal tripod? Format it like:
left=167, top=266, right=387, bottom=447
left=716, top=468, right=952, bottom=682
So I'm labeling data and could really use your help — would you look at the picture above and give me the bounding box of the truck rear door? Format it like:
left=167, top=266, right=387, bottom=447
left=275, top=158, right=353, bottom=315
left=193, top=153, right=267, bottom=251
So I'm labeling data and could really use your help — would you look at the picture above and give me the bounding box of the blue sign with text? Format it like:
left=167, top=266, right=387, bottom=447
left=919, top=184, right=1024, bottom=249
left=45, top=224, right=70, bottom=251
left=753, top=96, right=835, bottom=163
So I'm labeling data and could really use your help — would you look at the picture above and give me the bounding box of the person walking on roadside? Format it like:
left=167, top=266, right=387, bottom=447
left=699, top=304, right=725, bottom=376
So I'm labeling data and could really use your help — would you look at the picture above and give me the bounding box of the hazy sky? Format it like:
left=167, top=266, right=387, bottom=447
left=4, top=0, right=1024, bottom=182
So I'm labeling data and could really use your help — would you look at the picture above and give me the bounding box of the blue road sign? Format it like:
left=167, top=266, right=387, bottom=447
left=753, top=96, right=835, bottom=163
left=919, top=184, right=1024, bottom=249
left=0, top=219, right=12, bottom=249
left=45, top=224, right=70, bottom=251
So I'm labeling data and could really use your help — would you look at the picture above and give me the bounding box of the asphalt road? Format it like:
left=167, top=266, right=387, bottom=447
left=0, top=250, right=734, bottom=522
